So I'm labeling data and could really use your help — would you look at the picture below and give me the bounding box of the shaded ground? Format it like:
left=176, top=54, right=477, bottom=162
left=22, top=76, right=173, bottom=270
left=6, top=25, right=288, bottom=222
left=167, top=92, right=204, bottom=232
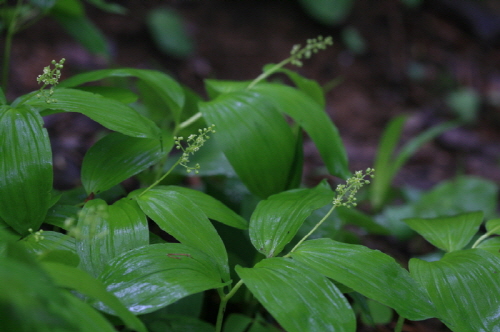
left=5, top=0, right=500, bottom=331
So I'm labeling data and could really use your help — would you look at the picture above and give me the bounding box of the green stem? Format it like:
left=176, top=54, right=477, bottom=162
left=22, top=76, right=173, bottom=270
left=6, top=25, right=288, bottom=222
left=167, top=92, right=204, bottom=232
left=178, top=112, right=202, bottom=132
left=215, top=280, right=244, bottom=332
left=246, top=57, right=291, bottom=90
left=137, top=159, right=181, bottom=198
left=394, top=315, right=405, bottom=332
left=285, top=203, right=337, bottom=256
left=2, top=0, right=22, bottom=92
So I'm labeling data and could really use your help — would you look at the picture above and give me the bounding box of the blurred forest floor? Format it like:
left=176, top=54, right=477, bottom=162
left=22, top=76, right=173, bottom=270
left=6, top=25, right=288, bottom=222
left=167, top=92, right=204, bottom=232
left=5, top=1, right=500, bottom=331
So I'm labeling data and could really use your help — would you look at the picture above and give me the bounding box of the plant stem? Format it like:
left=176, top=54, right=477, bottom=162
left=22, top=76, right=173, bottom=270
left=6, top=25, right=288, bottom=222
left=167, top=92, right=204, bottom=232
left=215, top=280, right=244, bottom=332
left=246, top=57, right=291, bottom=90
left=178, top=112, right=202, bottom=132
left=2, top=0, right=22, bottom=92
left=285, top=203, right=337, bottom=256
left=137, top=159, right=180, bottom=198
left=394, top=315, right=405, bottom=332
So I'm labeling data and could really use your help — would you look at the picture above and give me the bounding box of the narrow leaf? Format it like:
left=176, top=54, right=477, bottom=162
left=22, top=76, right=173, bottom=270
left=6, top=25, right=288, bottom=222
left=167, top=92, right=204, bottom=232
left=163, top=185, right=248, bottom=229
left=99, top=243, right=226, bottom=314
left=403, top=211, right=484, bottom=252
left=42, top=262, right=147, bottom=332
left=200, top=90, right=297, bottom=198
left=410, top=249, right=500, bottom=331
left=249, top=181, right=334, bottom=257
left=291, top=238, right=435, bottom=320
left=236, top=258, right=356, bottom=332
left=76, top=198, right=149, bottom=277
left=136, top=188, right=229, bottom=281
left=0, top=105, right=53, bottom=235
left=82, top=131, right=172, bottom=194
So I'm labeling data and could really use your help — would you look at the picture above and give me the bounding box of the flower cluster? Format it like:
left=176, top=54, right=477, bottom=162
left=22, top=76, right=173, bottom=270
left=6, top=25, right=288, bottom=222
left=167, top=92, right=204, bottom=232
left=174, top=125, right=215, bottom=174
left=332, top=168, right=374, bottom=208
left=27, top=228, right=45, bottom=242
left=290, top=36, right=333, bottom=67
left=36, top=58, right=65, bottom=103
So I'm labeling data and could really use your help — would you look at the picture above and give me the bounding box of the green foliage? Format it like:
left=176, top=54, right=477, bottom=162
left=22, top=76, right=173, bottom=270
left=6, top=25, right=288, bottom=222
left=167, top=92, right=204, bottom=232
left=1, top=29, right=498, bottom=332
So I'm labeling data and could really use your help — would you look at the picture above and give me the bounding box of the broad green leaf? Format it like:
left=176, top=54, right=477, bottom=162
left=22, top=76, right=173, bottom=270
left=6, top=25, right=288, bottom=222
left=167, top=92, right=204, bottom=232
left=410, top=249, right=500, bottom=331
left=200, top=90, right=297, bottom=198
left=403, top=211, right=483, bottom=252
left=76, top=86, right=138, bottom=104
left=204, top=80, right=252, bottom=99
left=0, top=105, right=53, bottom=235
left=98, top=243, right=226, bottom=314
left=25, top=88, right=161, bottom=138
left=42, top=262, right=147, bottom=332
left=43, top=204, right=79, bottom=230
left=249, top=181, right=334, bottom=257
left=146, top=7, right=194, bottom=58
left=20, top=230, right=76, bottom=257
left=476, top=237, right=500, bottom=256
left=236, top=258, right=355, bottom=332
left=163, top=186, right=248, bottom=229
left=76, top=198, right=149, bottom=277
left=252, top=84, right=350, bottom=179
left=136, top=188, right=229, bottom=281
left=485, top=218, right=500, bottom=234
left=262, top=65, right=325, bottom=107
left=413, top=176, right=498, bottom=219
left=291, top=238, right=435, bottom=320
left=58, top=68, right=184, bottom=123
left=51, top=2, right=110, bottom=58
left=336, top=206, right=389, bottom=235
left=81, top=131, right=172, bottom=194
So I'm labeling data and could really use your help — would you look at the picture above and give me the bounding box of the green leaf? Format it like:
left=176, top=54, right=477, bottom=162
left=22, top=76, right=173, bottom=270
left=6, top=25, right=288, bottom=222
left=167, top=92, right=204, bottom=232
left=146, top=7, right=194, bottom=58
left=476, top=237, right=500, bottom=256
left=20, top=230, right=76, bottom=259
left=298, top=0, right=353, bottom=25
left=204, top=79, right=252, bottom=99
left=43, top=204, right=79, bottom=229
left=403, top=211, right=484, bottom=252
left=0, top=105, right=53, bottom=235
left=336, top=206, right=389, bottom=235
left=162, top=185, right=248, bottom=229
left=50, top=0, right=110, bottom=58
left=262, top=65, right=325, bottom=107
left=58, top=68, right=184, bottom=123
left=410, top=249, right=500, bottom=331
left=371, top=115, right=458, bottom=209
left=76, top=86, right=138, bottom=104
left=41, top=262, right=147, bottom=332
left=252, top=84, right=349, bottom=179
left=81, top=131, right=172, bottom=194
left=291, top=238, right=435, bottom=320
left=136, top=188, right=229, bottom=281
left=98, top=243, right=226, bottom=314
left=486, top=218, right=500, bottom=234
left=199, top=90, right=297, bottom=198
left=249, top=181, right=334, bottom=257
left=236, top=258, right=356, bottom=332
left=25, top=88, right=161, bottom=138
left=76, top=198, right=149, bottom=277
left=412, top=176, right=498, bottom=219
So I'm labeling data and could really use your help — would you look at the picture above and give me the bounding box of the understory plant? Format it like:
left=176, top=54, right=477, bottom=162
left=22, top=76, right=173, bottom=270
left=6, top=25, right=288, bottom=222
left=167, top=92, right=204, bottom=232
left=1, top=33, right=500, bottom=332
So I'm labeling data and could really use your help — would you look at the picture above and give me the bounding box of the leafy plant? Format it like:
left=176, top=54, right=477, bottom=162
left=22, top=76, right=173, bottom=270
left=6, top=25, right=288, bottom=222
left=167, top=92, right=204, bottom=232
left=1, top=29, right=499, bottom=332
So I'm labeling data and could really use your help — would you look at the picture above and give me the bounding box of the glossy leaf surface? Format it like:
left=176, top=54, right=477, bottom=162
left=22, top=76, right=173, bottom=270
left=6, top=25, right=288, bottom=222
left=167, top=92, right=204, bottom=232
left=42, top=262, right=147, bottom=332
left=99, top=243, right=226, bottom=314
left=25, top=88, right=161, bottom=138
left=136, top=188, right=229, bottom=281
left=403, top=211, right=483, bottom=252
left=21, top=231, right=76, bottom=263
left=249, top=181, right=333, bottom=257
left=76, top=198, right=149, bottom=277
left=58, top=68, right=184, bottom=123
left=236, top=258, right=355, bottom=332
left=291, top=238, right=435, bottom=320
left=163, top=185, right=248, bottom=229
left=200, top=90, right=297, bottom=198
left=0, top=105, right=52, bottom=235
left=410, top=249, right=500, bottom=331
left=252, top=84, right=350, bottom=179
left=82, top=132, right=172, bottom=194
